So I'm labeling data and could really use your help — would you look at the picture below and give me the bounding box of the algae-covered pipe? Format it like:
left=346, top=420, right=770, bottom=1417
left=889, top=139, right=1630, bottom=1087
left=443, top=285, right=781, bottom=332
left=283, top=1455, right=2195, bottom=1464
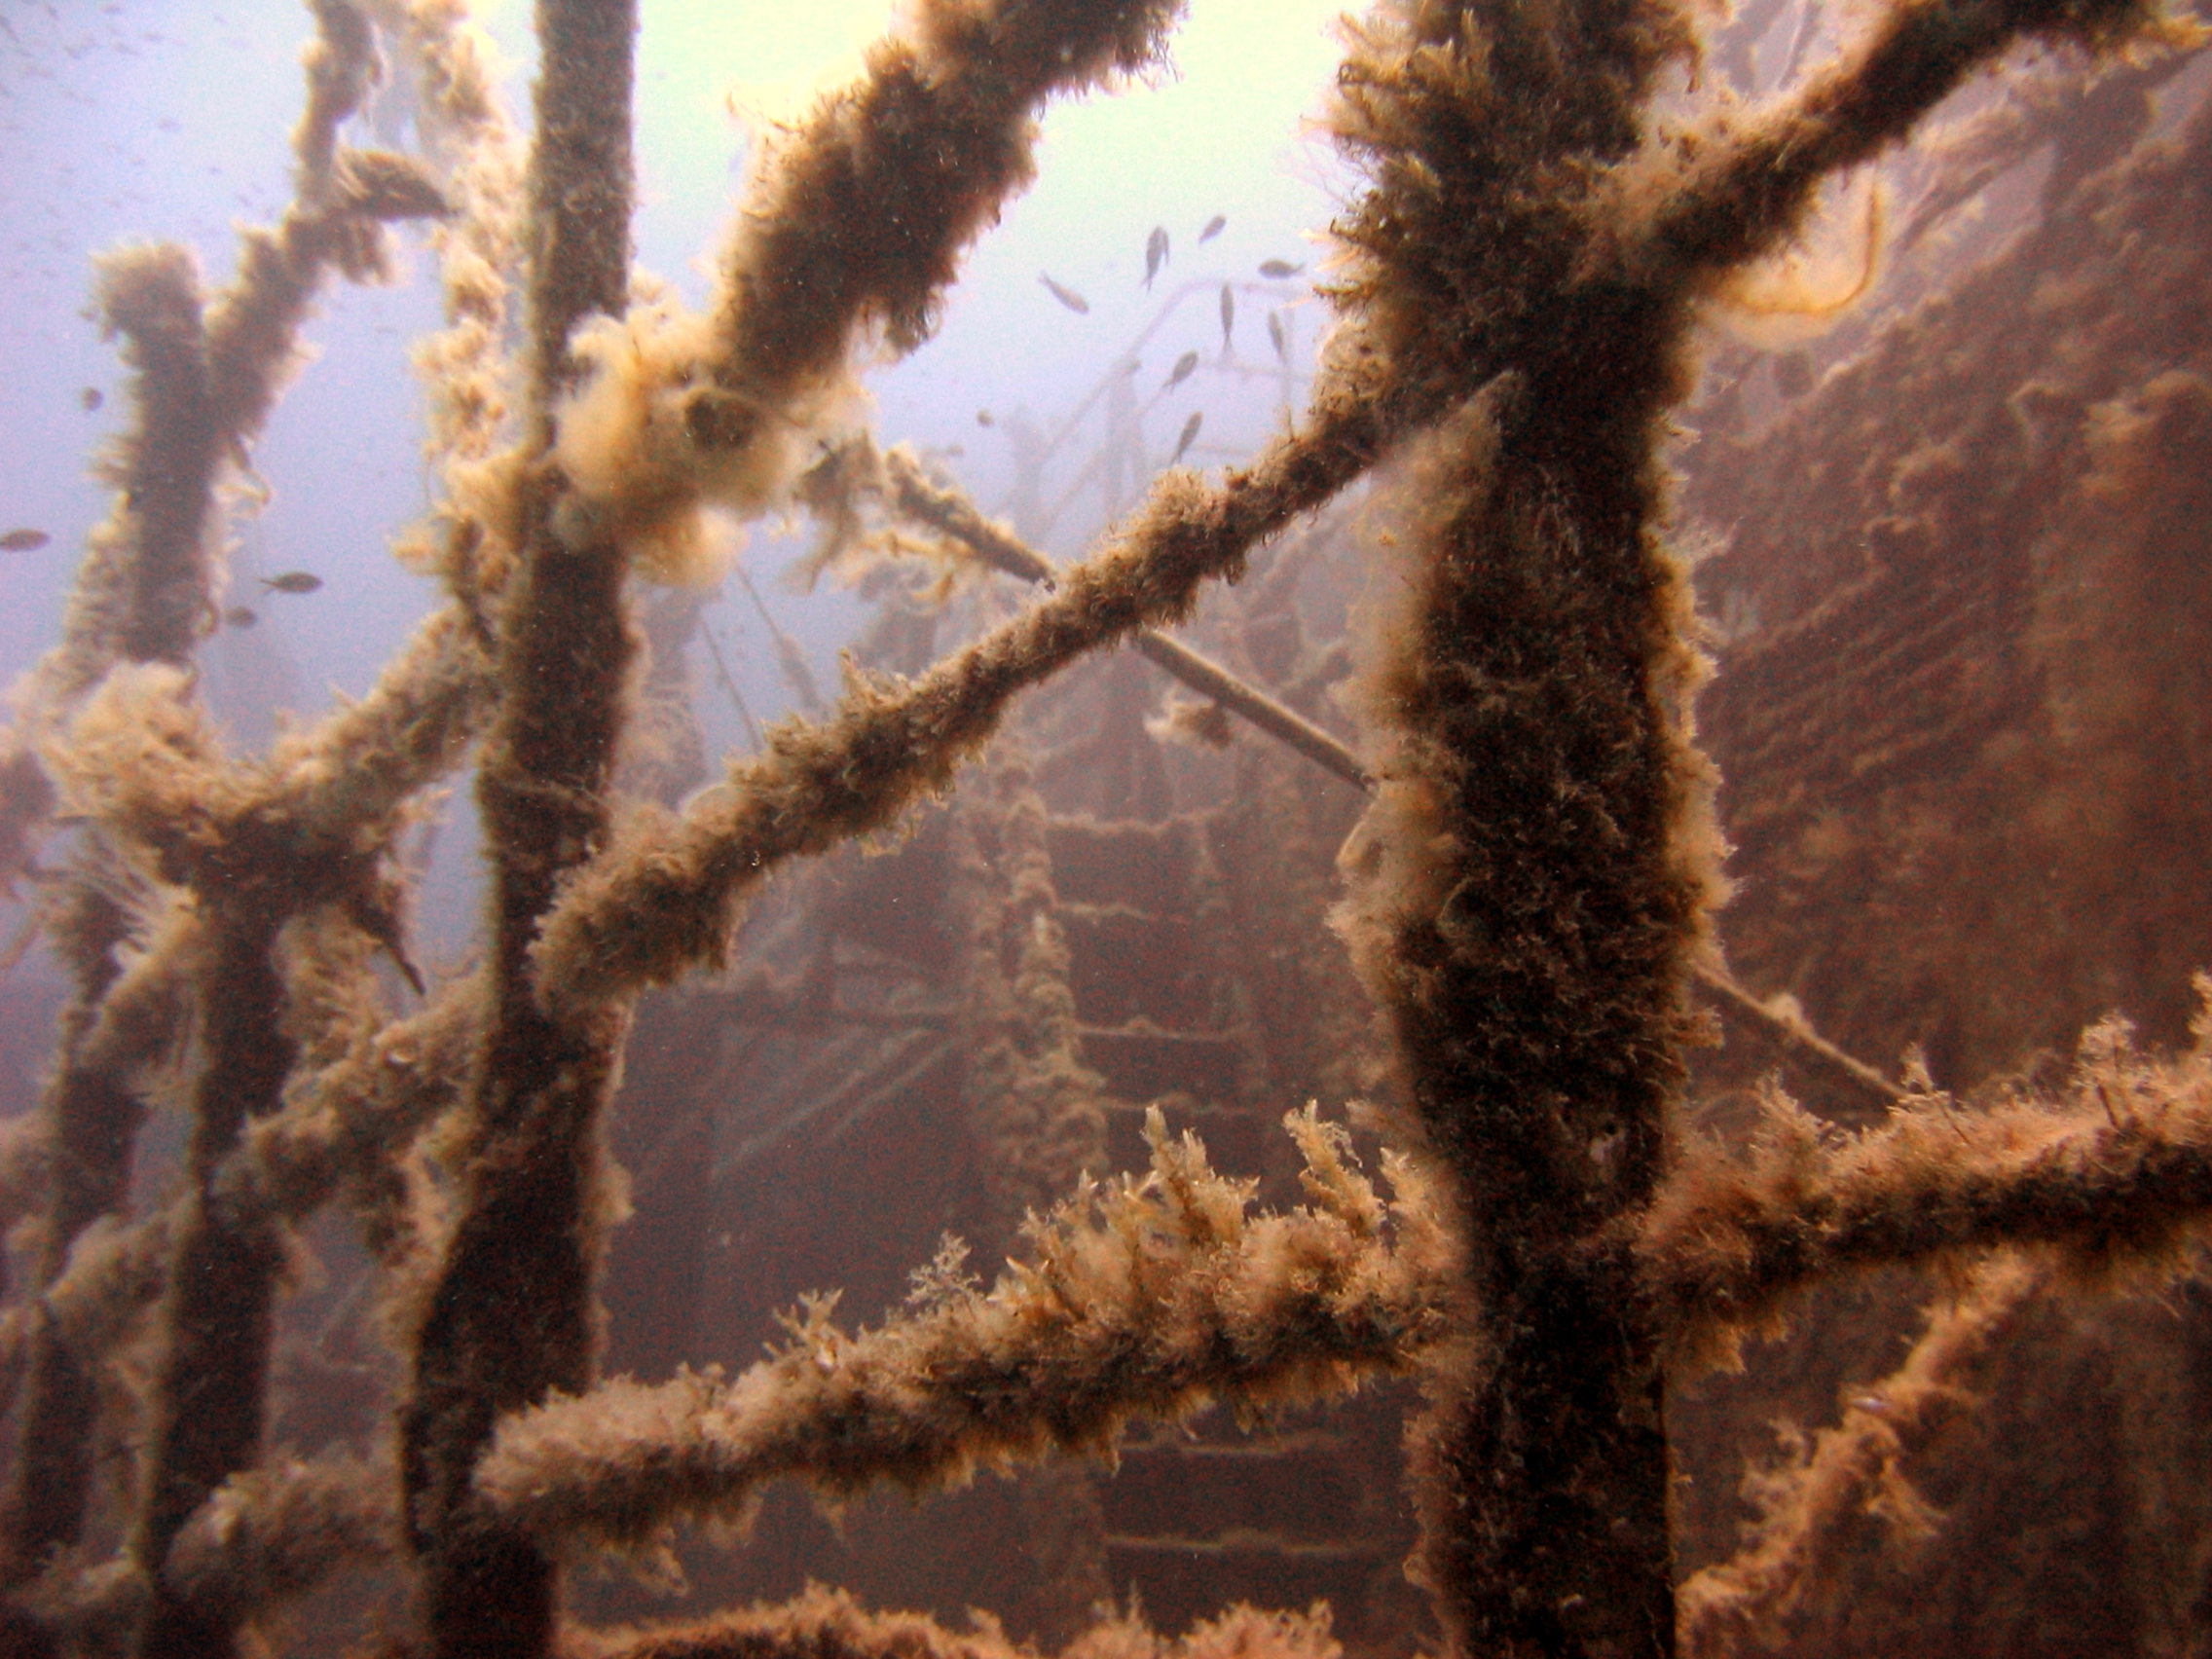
left=396, top=2, right=641, bottom=1656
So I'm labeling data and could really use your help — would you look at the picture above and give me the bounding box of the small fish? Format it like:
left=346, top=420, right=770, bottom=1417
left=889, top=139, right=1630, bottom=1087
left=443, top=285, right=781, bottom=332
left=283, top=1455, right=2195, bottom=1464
left=1267, top=310, right=1288, bottom=365
left=1219, top=284, right=1235, bottom=351
left=0, top=529, right=50, bottom=553
left=1259, top=259, right=1304, bottom=278
left=976, top=409, right=995, bottom=427
left=1144, top=226, right=1169, bottom=289
left=1198, top=214, right=1226, bottom=243
left=260, top=571, right=322, bottom=594
left=79, top=387, right=102, bottom=412
left=1170, top=411, right=1203, bottom=465
left=223, top=606, right=257, bottom=629
left=1039, top=272, right=1089, bottom=314
left=1163, top=350, right=1198, bottom=391
left=773, top=631, right=822, bottom=714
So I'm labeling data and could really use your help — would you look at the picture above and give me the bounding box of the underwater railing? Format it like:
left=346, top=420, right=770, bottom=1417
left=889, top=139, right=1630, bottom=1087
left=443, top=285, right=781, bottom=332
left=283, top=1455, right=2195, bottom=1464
left=0, top=0, right=2205, bottom=1656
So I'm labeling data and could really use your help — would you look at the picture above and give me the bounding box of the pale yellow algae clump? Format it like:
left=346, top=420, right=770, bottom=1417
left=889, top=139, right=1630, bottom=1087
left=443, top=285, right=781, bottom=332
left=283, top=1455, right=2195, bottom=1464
left=553, top=295, right=862, bottom=586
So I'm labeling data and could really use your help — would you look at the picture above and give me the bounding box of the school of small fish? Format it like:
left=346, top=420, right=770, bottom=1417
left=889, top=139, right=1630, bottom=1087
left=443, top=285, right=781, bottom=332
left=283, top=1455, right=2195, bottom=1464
left=1219, top=284, right=1235, bottom=350
left=0, top=529, right=51, bottom=553
left=1198, top=214, right=1226, bottom=243
left=1163, top=350, right=1198, bottom=391
left=260, top=571, right=322, bottom=594
left=1259, top=259, right=1303, bottom=279
left=1144, top=226, right=1169, bottom=289
left=1170, top=411, right=1203, bottom=465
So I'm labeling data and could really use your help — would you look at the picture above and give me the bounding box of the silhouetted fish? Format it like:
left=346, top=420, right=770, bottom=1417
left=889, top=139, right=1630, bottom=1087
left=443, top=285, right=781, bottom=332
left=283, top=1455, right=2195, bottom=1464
left=1259, top=259, right=1304, bottom=278
left=1039, top=273, right=1089, bottom=314
left=224, top=606, right=257, bottom=629
left=1144, top=226, right=1169, bottom=289
left=1267, top=311, right=1288, bottom=364
left=976, top=410, right=994, bottom=427
left=0, top=529, right=50, bottom=553
left=1163, top=350, right=1198, bottom=390
left=1219, top=284, right=1235, bottom=350
left=79, top=387, right=102, bottom=412
left=1198, top=214, right=1226, bottom=243
left=261, top=571, right=322, bottom=594
left=1170, top=412, right=1203, bottom=465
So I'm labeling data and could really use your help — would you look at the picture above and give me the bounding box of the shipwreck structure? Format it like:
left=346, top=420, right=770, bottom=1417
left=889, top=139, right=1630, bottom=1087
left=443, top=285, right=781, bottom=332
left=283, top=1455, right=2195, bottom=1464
left=0, top=0, right=2207, bottom=1655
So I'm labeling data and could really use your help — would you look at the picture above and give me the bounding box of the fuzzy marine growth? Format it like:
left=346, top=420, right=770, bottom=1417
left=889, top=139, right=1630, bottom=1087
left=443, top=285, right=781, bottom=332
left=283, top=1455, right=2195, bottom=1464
left=0, top=0, right=2200, bottom=1656
left=1323, top=0, right=2180, bottom=1650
